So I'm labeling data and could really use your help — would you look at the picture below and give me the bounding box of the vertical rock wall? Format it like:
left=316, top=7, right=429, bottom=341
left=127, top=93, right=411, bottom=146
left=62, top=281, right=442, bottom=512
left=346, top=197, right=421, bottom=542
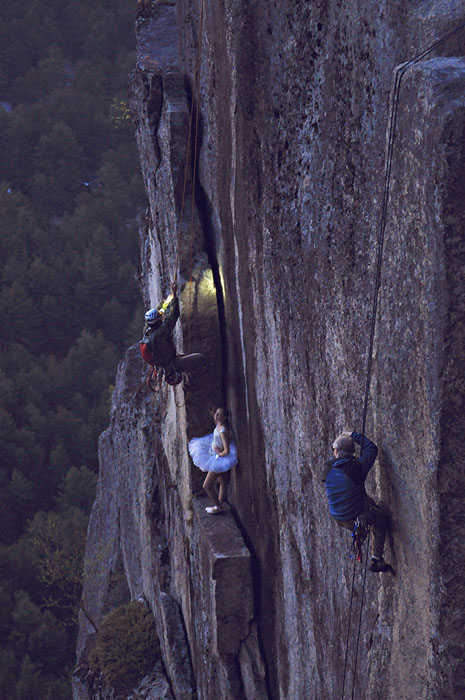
left=75, top=2, right=465, bottom=699
left=75, top=3, right=260, bottom=700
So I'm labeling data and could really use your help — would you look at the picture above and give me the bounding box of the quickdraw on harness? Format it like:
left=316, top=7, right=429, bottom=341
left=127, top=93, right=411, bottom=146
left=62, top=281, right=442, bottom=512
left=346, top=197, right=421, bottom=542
left=147, top=365, right=160, bottom=391
left=350, top=516, right=369, bottom=563
left=140, top=343, right=183, bottom=392
left=144, top=363, right=183, bottom=392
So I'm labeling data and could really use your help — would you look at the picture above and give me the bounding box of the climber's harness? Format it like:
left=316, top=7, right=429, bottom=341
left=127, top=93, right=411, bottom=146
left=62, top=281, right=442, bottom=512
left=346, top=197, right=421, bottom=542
left=351, top=516, right=369, bottom=563
left=147, top=363, right=183, bottom=391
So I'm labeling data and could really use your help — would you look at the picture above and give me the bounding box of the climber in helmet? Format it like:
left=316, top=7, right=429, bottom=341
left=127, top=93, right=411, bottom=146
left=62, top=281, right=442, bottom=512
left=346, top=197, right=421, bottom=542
left=140, top=281, right=206, bottom=383
left=322, top=431, right=392, bottom=573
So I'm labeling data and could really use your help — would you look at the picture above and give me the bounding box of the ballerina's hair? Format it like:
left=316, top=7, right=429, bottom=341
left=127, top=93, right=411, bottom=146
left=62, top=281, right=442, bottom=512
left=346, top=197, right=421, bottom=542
left=216, top=406, right=231, bottom=431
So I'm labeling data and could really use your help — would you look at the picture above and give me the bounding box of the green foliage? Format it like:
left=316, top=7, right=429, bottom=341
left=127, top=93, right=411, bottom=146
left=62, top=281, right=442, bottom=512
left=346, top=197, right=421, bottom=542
left=0, top=0, right=145, bottom=532
left=0, top=534, right=38, bottom=596
left=56, top=466, right=97, bottom=515
left=90, top=602, right=160, bottom=693
left=0, top=647, right=16, bottom=700
left=10, top=591, right=68, bottom=665
left=30, top=508, right=88, bottom=624
left=110, top=98, right=132, bottom=130
left=0, top=1, right=146, bottom=697
left=16, top=654, right=46, bottom=700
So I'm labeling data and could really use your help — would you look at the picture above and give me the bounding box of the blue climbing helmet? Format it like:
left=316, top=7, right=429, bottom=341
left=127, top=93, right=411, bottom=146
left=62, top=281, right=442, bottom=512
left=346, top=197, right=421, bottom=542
left=145, top=308, right=163, bottom=326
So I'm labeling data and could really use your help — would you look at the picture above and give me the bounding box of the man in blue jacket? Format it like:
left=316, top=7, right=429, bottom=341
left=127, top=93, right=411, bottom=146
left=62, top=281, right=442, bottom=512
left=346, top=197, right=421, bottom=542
left=323, top=431, right=391, bottom=573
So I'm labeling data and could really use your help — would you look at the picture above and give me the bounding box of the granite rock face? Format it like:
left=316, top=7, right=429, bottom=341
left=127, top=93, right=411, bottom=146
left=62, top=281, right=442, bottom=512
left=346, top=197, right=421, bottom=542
left=75, top=2, right=465, bottom=699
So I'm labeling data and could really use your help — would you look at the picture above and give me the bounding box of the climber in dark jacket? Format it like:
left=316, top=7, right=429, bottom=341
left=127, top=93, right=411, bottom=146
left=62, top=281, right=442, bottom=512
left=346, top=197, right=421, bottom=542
left=323, top=431, right=392, bottom=573
left=140, top=281, right=205, bottom=376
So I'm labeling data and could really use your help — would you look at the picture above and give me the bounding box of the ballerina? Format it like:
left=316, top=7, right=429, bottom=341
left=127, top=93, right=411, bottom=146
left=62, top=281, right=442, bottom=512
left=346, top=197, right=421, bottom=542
left=188, top=407, right=238, bottom=513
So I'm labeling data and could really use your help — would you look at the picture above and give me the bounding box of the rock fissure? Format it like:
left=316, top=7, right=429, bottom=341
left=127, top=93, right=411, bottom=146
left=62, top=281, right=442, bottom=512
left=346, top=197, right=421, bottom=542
left=221, top=500, right=274, bottom=697
left=193, top=171, right=229, bottom=406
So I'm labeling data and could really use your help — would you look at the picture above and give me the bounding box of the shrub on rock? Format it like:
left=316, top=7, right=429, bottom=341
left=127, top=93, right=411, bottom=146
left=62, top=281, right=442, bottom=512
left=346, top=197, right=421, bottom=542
left=89, top=601, right=160, bottom=692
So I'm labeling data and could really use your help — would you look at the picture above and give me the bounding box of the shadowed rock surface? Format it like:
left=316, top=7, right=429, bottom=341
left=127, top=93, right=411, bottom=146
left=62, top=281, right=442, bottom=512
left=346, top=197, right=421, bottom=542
left=74, top=2, right=465, bottom=699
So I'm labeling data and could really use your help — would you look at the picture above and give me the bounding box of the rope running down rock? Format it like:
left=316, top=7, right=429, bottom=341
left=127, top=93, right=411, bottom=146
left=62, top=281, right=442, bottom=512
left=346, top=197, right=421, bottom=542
left=341, top=18, right=465, bottom=700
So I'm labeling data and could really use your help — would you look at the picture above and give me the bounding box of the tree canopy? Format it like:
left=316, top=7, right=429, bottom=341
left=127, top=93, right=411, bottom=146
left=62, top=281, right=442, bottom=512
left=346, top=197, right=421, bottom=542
left=0, top=1, right=145, bottom=696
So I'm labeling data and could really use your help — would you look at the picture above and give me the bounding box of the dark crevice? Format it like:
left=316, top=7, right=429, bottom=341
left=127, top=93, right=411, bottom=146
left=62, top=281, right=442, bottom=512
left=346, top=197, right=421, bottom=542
left=228, top=502, right=276, bottom=700
left=185, top=80, right=229, bottom=406
left=185, top=80, right=273, bottom=698
left=195, top=181, right=229, bottom=406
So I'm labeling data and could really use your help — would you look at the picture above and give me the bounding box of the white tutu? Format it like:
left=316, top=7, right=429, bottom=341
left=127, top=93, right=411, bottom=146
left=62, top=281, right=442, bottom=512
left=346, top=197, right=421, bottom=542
left=188, top=431, right=238, bottom=473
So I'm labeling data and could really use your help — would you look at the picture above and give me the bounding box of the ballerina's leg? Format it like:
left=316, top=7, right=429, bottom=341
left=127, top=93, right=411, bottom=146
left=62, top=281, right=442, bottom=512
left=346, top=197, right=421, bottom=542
left=218, top=472, right=230, bottom=504
left=203, top=471, right=221, bottom=507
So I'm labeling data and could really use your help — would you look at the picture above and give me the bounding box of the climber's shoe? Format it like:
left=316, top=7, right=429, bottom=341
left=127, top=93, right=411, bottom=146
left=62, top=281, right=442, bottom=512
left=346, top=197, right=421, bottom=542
left=205, top=505, right=223, bottom=514
left=368, top=557, right=392, bottom=573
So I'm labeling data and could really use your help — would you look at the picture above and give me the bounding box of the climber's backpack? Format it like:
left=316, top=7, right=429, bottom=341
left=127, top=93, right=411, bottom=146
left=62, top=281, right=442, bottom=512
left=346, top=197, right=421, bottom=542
left=140, top=341, right=156, bottom=366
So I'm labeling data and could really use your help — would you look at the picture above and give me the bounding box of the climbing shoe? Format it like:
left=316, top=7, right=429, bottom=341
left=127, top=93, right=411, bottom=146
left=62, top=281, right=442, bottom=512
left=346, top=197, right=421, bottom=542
left=368, top=557, right=392, bottom=573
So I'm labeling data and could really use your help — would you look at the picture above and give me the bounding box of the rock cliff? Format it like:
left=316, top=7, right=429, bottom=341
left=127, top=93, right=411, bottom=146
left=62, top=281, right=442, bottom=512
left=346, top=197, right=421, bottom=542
left=74, top=2, right=465, bottom=699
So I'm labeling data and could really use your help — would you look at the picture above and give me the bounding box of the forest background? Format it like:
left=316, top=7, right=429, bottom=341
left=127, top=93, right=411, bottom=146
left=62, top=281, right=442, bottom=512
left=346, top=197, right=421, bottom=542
left=0, top=1, right=145, bottom=697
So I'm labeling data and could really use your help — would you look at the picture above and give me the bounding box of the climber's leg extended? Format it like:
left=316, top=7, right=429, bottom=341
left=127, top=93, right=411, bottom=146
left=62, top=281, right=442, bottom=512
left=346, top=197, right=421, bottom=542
left=363, top=496, right=387, bottom=558
left=203, top=471, right=222, bottom=510
left=363, top=496, right=392, bottom=572
left=174, top=352, right=207, bottom=373
left=218, top=472, right=230, bottom=505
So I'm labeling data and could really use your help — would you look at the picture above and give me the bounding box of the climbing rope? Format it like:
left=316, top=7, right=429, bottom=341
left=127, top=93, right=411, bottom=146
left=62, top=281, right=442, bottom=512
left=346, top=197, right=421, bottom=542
left=174, top=383, right=189, bottom=408
left=341, top=18, right=465, bottom=700
left=341, top=556, right=357, bottom=700
left=360, top=17, right=465, bottom=438
left=349, top=531, right=371, bottom=700
left=341, top=529, right=371, bottom=700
